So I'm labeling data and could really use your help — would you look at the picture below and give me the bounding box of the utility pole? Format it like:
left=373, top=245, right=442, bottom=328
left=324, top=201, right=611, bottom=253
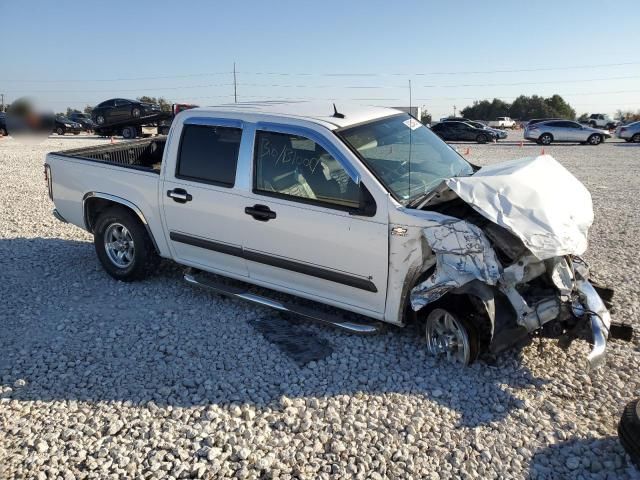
left=233, top=62, right=237, bottom=103
left=453, top=105, right=457, bottom=117
left=0, top=94, right=4, bottom=112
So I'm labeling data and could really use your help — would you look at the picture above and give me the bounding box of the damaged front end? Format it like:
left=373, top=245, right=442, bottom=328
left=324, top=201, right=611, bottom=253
left=405, top=155, right=625, bottom=369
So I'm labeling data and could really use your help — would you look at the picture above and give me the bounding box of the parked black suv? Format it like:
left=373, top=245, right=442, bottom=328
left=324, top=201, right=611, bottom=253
left=91, top=98, right=161, bottom=126
left=430, top=121, right=497, bottom=143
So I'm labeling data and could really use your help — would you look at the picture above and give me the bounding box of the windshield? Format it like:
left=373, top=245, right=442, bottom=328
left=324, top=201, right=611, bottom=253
left=339, top=114, right=473, bottom=203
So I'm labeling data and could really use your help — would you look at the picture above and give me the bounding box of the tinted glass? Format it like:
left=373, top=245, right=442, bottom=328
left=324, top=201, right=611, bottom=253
left=254, top=130, right=359, bottom=209
left=177, top=125, right=242, bottom=186
left=341, top=114, right=473, bottom=202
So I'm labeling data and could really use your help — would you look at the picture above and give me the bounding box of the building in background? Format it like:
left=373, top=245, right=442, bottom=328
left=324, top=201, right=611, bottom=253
left=392, top=106, right=422, bottom=119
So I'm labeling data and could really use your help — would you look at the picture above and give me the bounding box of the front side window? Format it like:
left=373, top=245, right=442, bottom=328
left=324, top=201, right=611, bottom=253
left=177, top=124, right=242, bottom=186
left=339, top=114, right=473, bottom=203
left=254, top=130, right=359, bottom=209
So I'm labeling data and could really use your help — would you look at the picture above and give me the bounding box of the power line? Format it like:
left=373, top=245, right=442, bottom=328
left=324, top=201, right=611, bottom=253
left=1, top=61, right=639, bottom=83
left=8, top=74, right=639, bottom=95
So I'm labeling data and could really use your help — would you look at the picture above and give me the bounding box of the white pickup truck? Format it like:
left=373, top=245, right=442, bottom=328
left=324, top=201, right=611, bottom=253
left=45, top=103, right=623, bottom=368
left=488, top=117, right=516, bottom=129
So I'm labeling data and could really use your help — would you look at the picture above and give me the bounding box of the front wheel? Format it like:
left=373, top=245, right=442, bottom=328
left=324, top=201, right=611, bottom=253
left=476, top=134, right=488, bottom=144
left=587, top=134, right=603, bottom=145
left=132, top=107, right=142, bottom=118
left=96, top=115, right=105, bottom=125
left=122, top=126, right=137, bottom=139
left=56, top=127, right=65, bottom=135
left=424, top=308, right=479, bottom=365
left=94, top=207, right=159, bottom=281
left=633, top=133, right=640, bottom=143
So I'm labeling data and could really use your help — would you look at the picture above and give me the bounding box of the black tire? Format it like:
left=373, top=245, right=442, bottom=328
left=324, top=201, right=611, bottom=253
left=73, top=131, right=80, bottom=135
left=132, top=107, right=142, bottom=118
left=476, top=134, right=488, bottom=144
left=56, top=127, right=65, bottom=136
left=633, top=133, right=640, bottom=143
left=618, top=399, right=640, bottom=467
left=538, top=133, right=553, bottom=145
left=93, top=207, right=159, bottom=281
left=95, top=115, right=105, bottom=125
left=587, top=134, right=603, bottom=145
left=122, top=126, right=136, bottom=139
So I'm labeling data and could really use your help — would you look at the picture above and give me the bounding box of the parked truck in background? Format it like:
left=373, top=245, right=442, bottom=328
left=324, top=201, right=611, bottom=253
left=44, top=102, right=624, bottom=369
left=488, top=117, right=516, bottom=129
left=582, top=114, right=619, bottom=130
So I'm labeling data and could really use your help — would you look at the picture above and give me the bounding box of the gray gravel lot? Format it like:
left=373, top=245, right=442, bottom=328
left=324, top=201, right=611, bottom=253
left=1, top=132, right=640, bottom=479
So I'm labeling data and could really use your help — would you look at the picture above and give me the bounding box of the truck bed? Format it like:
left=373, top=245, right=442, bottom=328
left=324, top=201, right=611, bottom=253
left=53, top=137, right=166, bottom=173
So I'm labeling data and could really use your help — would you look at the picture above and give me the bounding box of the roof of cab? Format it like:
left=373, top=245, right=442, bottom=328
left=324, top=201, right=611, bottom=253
left=187, top=101, right=403, bottom=130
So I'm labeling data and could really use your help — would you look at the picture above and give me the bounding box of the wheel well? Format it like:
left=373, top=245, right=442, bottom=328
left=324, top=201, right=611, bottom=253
left=84, top=197, right=159, bottom=253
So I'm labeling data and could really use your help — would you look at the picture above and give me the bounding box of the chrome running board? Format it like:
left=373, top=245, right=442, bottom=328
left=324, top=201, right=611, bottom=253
left=184, top=271, right=380, bottom=335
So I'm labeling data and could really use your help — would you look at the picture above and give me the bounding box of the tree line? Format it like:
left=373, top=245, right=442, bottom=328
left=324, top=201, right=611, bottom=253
left=460, top=94, right=576, bottom=121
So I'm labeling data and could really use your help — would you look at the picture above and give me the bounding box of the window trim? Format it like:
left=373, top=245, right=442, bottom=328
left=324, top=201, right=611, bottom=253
left=175, top=120, right=243, bottom=188
left=252, top=124, right=364, bottom=213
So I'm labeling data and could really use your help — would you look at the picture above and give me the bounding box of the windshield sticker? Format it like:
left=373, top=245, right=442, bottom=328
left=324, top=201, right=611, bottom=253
left=403, top=118, right=421, bottom=130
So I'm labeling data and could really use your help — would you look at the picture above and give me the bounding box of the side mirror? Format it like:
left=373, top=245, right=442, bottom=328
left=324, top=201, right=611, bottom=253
left=350, top=183, right=377, bottom=217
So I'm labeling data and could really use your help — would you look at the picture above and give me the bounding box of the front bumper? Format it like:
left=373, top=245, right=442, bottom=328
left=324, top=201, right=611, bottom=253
left=575, top=279, right=610, bottom=369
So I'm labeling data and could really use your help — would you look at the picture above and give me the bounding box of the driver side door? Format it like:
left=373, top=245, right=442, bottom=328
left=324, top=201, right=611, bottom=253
left=241, top=124, right=389, bottom=316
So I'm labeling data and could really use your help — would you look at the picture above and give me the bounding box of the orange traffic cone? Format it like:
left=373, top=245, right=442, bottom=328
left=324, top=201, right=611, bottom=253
left=540, top=147, right=545, bottom=155
left=464, top=147, right=470, bottom=155
left=519, top=140, right=523, bottom=147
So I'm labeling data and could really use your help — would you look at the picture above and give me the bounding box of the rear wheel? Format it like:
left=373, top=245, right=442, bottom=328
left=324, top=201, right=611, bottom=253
left=122, top=126, right=136, bottom=139
left=476, top=134, right=488, bottom=144
left=94, top=207, right=159, bottom=281
left=132, top=107, right=142, bottom=118
left=538, top=133, right=553, bottom=145
left=588, top=134, right=603, bottom=145
left=424, top=308, right=479, bottom=365
left=56, top=126, right=65, bottom=136
left=633, top=133, right=640, bottom=143
left=96, top=115, right=105, bottom=125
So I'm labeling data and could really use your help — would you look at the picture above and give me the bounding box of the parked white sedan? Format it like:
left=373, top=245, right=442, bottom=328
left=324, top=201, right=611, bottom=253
left=525, top=120, right=611, bottom=145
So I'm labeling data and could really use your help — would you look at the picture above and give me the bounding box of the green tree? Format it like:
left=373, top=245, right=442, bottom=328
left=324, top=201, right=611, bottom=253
left=137, top=96, right=172, bottom=113
left=420, top=109, right=432, bottom=125
left=66, top=107, right=81, bottom=116
left=461, top=94, right=576, bottom=121
left=83, top=104, right=93, bottom=114
left=578, top=113, right=589, bottom=122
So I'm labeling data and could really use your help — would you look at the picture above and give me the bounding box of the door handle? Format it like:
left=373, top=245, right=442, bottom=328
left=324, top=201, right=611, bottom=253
left=167, top=188, right=192, bottom=203
left=245, top=204, right=276, bottom=221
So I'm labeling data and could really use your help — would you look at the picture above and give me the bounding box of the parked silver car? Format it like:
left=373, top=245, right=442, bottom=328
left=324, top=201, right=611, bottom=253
left=616, top=121, right=640, bottom=143
left=524, top=120, right=610, bottom=145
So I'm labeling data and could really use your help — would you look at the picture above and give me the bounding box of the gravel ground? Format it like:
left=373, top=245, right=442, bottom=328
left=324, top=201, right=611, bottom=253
left=1, top=132, right=640, bottom=479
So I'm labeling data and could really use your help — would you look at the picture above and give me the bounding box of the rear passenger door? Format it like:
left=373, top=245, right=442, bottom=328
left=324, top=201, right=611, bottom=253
left=162, top=118, right=250, bottom=278
left=241, top=124, right=388, bottom=316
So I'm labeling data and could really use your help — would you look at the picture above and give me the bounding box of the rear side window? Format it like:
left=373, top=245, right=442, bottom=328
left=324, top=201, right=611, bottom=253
left=177, top=124, right=242, bottom=187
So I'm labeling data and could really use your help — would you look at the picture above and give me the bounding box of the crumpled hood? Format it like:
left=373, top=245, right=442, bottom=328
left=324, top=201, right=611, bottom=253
left=445, top=155, right=593, bottom=260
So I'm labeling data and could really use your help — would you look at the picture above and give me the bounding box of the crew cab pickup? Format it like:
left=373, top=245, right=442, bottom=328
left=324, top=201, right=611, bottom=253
left=45, top=103, right=623, bottom=368
left=488, top=117, right=516, bottom=129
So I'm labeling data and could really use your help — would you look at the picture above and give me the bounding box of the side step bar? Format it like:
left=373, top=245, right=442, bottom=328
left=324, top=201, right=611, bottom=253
left=184, top=271, right=381, bottom=335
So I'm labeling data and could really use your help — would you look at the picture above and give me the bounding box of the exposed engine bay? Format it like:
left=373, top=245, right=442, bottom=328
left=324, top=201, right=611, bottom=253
left=404, top=155, right=630, bottom=369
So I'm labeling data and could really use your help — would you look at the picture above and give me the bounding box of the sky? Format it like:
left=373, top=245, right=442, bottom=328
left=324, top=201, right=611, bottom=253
left=1, top=0, right=639, bottom=119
